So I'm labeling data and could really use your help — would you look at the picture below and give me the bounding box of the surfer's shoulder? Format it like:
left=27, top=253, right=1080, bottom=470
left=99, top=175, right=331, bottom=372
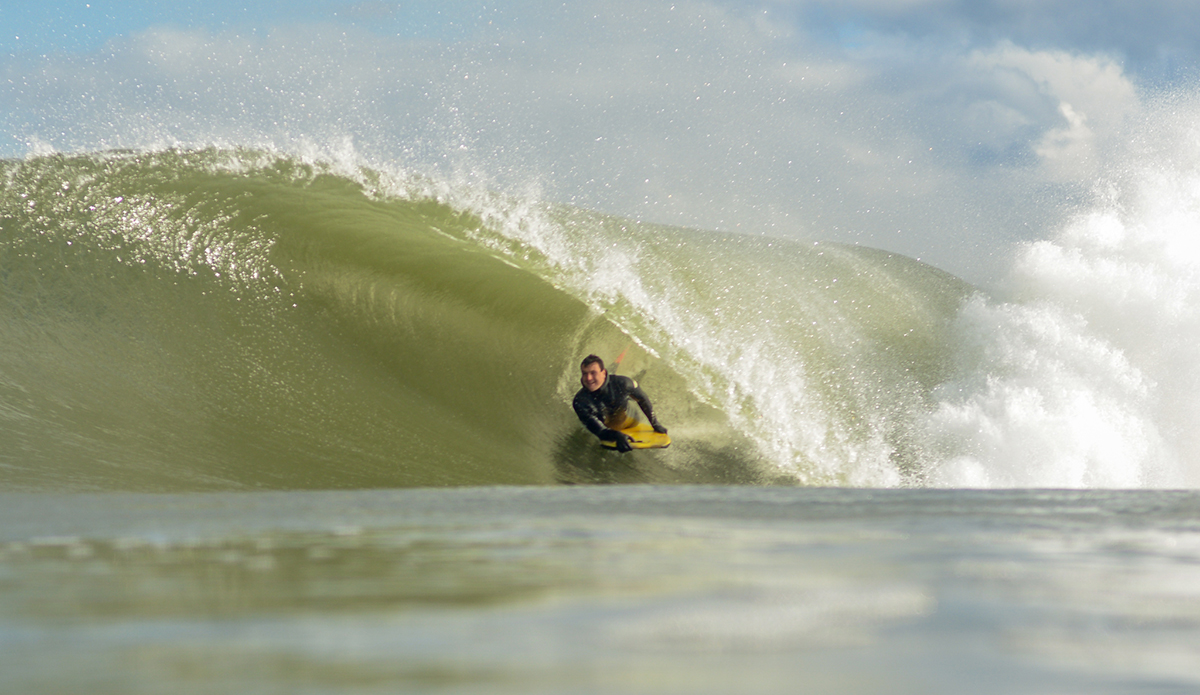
left=572, top=387, right=595, bottom=409
left=611, top=374, right=637, bottom=390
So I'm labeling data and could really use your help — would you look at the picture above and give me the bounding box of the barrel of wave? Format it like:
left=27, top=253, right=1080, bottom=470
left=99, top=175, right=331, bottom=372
left=0, top=149, right=762, bottom=490
left=521, top=208, right=979, bottom=486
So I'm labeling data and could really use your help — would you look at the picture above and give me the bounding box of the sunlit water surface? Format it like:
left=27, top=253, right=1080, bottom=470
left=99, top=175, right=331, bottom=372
left=2, top=486, right=1198, bottom=694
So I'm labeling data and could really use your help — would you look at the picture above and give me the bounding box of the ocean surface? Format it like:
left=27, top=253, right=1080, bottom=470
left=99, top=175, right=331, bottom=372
left=2, top=487, right=1199, bottom=694
left=4, top=145, right=1200, bottom=693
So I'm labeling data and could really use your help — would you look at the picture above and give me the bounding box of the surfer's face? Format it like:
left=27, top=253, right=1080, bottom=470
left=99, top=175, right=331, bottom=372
left=581, top=363, right=607, bottom=392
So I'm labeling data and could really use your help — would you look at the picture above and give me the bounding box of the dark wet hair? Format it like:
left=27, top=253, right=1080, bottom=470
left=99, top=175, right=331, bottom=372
left=580, top=354, right=605, bottom=371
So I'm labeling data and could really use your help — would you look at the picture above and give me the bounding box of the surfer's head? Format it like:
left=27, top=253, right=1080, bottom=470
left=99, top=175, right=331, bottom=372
left=580, top=354, right=607, bottom=392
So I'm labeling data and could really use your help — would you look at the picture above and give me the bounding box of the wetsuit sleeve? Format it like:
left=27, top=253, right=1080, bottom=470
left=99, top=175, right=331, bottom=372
left=573, top=392, right=609, bottom=438
left=625, top=379, right=662, bottom=427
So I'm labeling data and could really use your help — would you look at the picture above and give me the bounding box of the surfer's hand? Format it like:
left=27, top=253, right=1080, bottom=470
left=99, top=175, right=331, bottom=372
left=611, top=431, right=633, bottom=452
left=652, top=422, right=668, bottom=434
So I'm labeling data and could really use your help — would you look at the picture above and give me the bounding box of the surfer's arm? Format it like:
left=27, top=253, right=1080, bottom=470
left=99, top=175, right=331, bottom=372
left=626, top=382, right=668, bottom=434
left=573, top=394, right=634, bottom=451
left=573, top=395, right=611, bottom=438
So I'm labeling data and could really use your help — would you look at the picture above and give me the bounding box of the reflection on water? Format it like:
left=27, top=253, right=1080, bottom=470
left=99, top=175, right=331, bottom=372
left=2, top=487, right=1200, bottom=694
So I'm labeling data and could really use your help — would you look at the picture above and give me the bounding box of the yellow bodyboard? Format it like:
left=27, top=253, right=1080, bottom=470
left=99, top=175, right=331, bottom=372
left=600, top=420, right=672, bottom=450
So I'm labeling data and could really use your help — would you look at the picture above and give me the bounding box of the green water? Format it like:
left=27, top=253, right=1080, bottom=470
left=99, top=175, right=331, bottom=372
left=1, top=149, right=972, bottom=490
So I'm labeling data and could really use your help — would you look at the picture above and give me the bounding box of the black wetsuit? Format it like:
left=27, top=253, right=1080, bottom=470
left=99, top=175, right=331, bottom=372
left=572, top=374, right=663, bottom=448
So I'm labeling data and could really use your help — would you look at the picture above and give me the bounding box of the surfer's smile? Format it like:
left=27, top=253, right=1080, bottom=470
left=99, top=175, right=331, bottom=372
left=581, top=363, right=607, bottom=392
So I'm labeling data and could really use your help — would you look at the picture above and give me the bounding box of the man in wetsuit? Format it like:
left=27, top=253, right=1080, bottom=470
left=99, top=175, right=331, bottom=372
left=573, top=354, right=668, bottom=452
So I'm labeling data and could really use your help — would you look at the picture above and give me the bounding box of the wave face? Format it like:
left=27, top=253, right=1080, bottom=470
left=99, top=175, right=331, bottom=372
left=0, top=149, right=973, bottom=491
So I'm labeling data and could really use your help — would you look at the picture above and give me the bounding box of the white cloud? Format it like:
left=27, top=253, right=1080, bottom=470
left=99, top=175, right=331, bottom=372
left=970, top=43, right=1139, bottom=180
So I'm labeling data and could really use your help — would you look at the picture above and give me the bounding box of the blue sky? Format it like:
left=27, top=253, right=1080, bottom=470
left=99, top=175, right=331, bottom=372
left=4, top=1, right=1200, bottom=281
left=0, top=1, right=496, bottom=53
left=8, top=1, right=1197, bottom=80
left=3, top=2, right=291, bottom=52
